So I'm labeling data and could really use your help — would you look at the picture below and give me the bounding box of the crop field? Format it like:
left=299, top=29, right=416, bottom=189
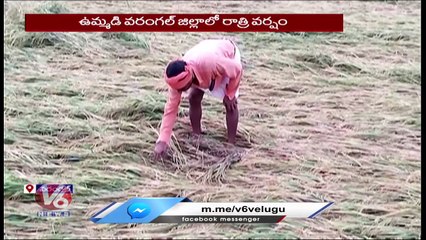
left=4, top=1, right=421, bottom=239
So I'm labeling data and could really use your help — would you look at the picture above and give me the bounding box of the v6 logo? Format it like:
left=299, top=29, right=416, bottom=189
left=35, top=184, right=73, bottom=210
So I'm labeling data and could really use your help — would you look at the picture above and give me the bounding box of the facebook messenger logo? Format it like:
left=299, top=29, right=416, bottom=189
left=127, top=202, right=151, bottom=219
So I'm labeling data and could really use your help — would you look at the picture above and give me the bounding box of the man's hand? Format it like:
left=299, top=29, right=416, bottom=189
left=154, top=141, right=168, bottom=160
left=223, top=95, right=238, bottom=112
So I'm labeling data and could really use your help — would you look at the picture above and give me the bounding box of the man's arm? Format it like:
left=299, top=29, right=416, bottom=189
left=215, top=57, right=243, bottom=100
left=157, top=88, right=182, bottom=145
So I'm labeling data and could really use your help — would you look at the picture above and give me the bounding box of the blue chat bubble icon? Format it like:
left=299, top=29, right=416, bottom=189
left=127, top=202, right=151, bottom=219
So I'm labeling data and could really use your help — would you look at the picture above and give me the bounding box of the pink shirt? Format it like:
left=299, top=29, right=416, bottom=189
left=157, top=39, right=243, bottom=144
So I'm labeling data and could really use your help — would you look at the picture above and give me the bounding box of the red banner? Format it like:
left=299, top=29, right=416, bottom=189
left=25, top=14, right=343, bottom=32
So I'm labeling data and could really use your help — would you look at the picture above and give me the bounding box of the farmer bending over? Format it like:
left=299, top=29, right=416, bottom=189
left=154, top=39, right=243, bottom=159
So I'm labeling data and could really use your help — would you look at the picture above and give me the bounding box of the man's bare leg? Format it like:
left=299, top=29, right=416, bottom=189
left=188, top=87, right=205, bottom=135
left=224, top=97, right=239, bottom=144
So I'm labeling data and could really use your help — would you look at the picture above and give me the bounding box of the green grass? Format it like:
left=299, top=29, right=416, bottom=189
left=4, top=130, right=17, bottom=145
left=4, top=169, right=28, bottom=199
left=387, top=68, right=421, bottom=85
left=102, top=94, right=172, bottom=121
left=101, top=32, right=151, bottom=49
left=4, top=1, right=421, bottom=239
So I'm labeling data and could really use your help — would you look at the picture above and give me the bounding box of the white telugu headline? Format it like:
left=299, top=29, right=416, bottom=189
left=79, top=15, right=288, bottom=30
